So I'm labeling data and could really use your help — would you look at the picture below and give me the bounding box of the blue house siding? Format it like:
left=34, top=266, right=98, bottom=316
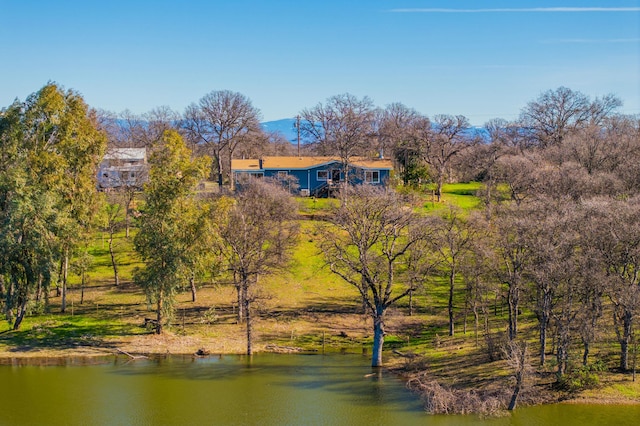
left=232, top=157, right=392, bottom=196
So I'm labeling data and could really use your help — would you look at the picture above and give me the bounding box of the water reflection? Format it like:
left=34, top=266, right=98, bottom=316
left=0, top=354, right=637, bottom=426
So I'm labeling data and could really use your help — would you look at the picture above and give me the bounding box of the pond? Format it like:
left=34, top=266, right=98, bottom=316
left=0, top=353, right=637, bottom=425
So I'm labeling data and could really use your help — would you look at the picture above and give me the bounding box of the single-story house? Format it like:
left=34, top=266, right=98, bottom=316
left=97, top=147, right=148, bottom=190
left=231, top=156, right=393, bottom=196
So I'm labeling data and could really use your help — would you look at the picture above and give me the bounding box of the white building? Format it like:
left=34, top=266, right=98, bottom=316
left=97, top=148, right=148, bottom=189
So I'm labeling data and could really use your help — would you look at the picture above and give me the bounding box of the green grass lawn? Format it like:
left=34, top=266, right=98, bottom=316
left=420, top=182, right=483, bottom=212
left=0, top=182, right=635, bottom=407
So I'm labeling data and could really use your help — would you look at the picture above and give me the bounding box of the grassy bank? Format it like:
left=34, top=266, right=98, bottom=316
left=0, top=183, right=637, bottom=409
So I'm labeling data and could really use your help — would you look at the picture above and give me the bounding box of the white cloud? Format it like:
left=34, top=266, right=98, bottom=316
left=542, top=38, right=640, bottom=43
left=389, top=7, right=640, bottom=13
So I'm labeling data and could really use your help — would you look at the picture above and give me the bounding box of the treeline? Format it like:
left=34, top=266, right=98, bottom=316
left=1, top=84, right=640, bottom=383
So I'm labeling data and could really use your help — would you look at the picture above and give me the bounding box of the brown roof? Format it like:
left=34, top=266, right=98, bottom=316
left=232, top=156, right=393, bottom=171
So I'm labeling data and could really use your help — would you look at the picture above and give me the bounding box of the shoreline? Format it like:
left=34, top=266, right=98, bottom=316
left=1, top=343, right=638, bottom=408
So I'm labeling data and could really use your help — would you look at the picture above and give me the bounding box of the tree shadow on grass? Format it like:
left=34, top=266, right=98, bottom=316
left=0, top=320, right=130, bottom=353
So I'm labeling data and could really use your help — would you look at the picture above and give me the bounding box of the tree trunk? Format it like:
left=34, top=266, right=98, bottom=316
left=228, top=145, right=235, bottom=191
left=507, top=284, right=519, bottom=340
left=236, top=283, right=243, bottom=324
left=13, top=297, right=28, bottom=331
left=620, top=310, right=632, bottom=371
left=81, top=278, right=85, bottom=304
left=190, top=271, right=197, bottom=303
left=109, top=231, right=119, bottom=286
left=435, top=176, right=444, bottom=203
left=56, top=258, right=63, bottom=297
left=217, top=153, right=224, bottom=189
left=156, top=290, right=163, bottom=334
left=538, top=287, right=552, bottom=366
left=35, top=276, right=42, bottom=304
left=583, top=341, right=590, bottom=366
left=125, top=193, right=134, bottom=238
left=371, top=308, right=385, bottom=368
left=463, top=299, right=468, bottom=335
left=557, top=322, right=570, bottom=376
left=243, top=281, right=252, bottom=356
left=408, top=289, right=413, bottom=317
left=508, top=342, right=527, bottom=411
left=508, top=382, right=521, bottom=411
left=539, top=318, right=548, bottom=366
left=61, top=249, right=69, bottom=313
left=557, top=346, right=566, bottom=376
left=448, top=270, right=455, bottom=336
left=473, top=305, right=479, bottom=347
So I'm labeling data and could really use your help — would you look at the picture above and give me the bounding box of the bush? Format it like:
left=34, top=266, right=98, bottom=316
left=556, top=363, right=603, bottom=392
left=406, top=372, right=508, bottom=416
left=484, top=332, right=507, bottom=362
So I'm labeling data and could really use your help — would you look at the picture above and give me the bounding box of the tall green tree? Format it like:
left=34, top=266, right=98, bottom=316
left=0, top=83, right=106, bottom=326
left=134, top=130, right=210, bottom=334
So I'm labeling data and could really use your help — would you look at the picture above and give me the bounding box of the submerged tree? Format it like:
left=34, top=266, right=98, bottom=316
left=320, top=186, right=433, bottom=367
left=213, top=178, right=299, bottom=355
left=134, top=130, right=210, bottom=334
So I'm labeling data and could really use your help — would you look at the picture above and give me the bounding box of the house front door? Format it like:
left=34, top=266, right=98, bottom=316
left=331, top=169, right=341, bottom=182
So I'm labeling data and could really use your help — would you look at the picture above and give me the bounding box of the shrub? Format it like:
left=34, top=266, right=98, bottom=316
left=556, top=363, right=603, bottom=392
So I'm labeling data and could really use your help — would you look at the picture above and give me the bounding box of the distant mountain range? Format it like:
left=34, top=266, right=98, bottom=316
left=261, top=118, right=304, bottom=143
left=261, top=118, right=489, bottom=144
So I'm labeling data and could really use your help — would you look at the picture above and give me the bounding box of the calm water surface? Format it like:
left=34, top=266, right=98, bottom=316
left=0, top=353, right=637, bottom=425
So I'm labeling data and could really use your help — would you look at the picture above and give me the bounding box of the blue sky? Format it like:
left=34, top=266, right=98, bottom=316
left=1, top=0, right=638, bottom=125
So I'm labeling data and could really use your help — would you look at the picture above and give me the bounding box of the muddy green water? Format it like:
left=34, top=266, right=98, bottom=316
left=0, top=353, right=637, bottom=425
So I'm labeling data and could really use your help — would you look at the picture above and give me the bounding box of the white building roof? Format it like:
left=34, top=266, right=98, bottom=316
left=103, top=148, right=146, bottom=161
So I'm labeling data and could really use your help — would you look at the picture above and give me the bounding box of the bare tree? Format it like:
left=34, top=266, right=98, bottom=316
left=586, top=196, right=640, bottom=371
left=320, top=186, right=433, bottom=367
left=423, top=114, right=474, bottom=202
left=459, top=226, right=497, bottom=346
left=608, top=115, right=640, bottom=194
left=504, top=340, right=531, bottom=411
left=431, top=206, right=477, bottom=336
left=491, top=203, right=535, bottom=341
left=519, top=86, right=621, bottom=148
left=183, top=90, right=262, bottom=189
left=235, top=130, right=296, bottom=159
left=213, top=178, right=299, bottom=355
left=377, top=103, right=430, bottom=186
left=524, top=200, right=579, bottom=367
left=490, top=154, right=541, bottom=206
left=300, top=93, right=376, bottom=182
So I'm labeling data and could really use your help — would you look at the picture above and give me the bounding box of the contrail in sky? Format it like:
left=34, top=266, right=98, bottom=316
left=389, top=7, right=640, bottom=13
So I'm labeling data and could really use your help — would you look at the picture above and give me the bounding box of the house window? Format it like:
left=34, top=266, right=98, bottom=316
left=317, top=170, right=328, bottom=181
left=235, top=171, right=263, bottom=182
left=130, top=172, right=136, bottom=178
left=277, top=171, right=288, bottom=179
left=365, top=170, right=380, bottom=183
